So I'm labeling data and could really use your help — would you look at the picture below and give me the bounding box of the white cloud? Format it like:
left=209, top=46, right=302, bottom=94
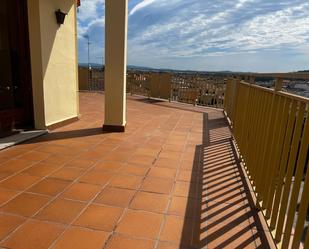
left=128, top=1, right=309, bottom=57
left=78, top=0, right=104, bottom=22
left=77, top=0, right=105, bottom=38
left=78, top=17, right=105, bottom=38
left=130, top=0, right=156, bottom=16
left=78, top=0, right=309, bottom=71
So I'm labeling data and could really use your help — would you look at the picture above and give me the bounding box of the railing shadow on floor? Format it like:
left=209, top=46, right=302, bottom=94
left=179, top=112, right=271, bottom=249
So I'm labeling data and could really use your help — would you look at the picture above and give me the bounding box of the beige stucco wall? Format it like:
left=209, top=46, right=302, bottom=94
left=27, top=0, right=79, bottom=129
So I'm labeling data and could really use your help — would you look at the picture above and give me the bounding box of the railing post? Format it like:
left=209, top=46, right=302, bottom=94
left=249, top=76, right=255, bottom=84
left=230, top=77, right=239, bottom=124
left=274, top=77, right=283, bottom=92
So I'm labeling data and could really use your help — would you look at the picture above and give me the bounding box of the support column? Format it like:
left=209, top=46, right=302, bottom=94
left=103, top=0, right=128, bottom=132
left=27, top=0, right=46, bottom=129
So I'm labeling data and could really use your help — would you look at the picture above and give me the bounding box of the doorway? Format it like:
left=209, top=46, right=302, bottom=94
left=0, top=0, right=34, bottom=137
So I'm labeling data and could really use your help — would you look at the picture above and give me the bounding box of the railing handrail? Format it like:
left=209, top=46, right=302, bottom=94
left=240, top=80, right=309, bottom=103
left=239, top=72, right=309, bottom=80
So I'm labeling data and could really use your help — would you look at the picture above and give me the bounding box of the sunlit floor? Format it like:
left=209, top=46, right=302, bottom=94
left=0, top=93, right=271, bottom=249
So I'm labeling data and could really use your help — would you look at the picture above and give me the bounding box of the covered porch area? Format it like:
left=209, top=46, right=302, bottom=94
left=0, top=92, right=272, bottom=249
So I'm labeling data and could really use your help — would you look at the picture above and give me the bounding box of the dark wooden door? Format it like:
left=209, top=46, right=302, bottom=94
left=0, top=0, right=33, bottom=137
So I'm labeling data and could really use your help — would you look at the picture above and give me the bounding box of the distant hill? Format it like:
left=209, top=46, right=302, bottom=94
left=79, top=63, right=309, bottom=75
left=78, top=63, right=238, bottom=75
left=79, top=63, right=154, bottom=71
left=79, top=63, right=103, bottom=69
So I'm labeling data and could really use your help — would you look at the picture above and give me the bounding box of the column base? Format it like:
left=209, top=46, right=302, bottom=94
left=102, top=124, right=125, bottom=132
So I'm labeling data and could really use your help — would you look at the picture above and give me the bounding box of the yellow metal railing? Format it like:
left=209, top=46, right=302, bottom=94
left=78, top=68, right=226, bottom=107
left=127, top=71, right=226, bottom=107
left=171, top=74, right=225, bottom=107
left=225, top=78, right=309, bottom=249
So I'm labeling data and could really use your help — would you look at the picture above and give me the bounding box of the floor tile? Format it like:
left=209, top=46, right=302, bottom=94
left=135, top=148, right=159, bottom=157
left=108, top=174, right=143, bottom=189
left=1, top=193, right=50, bottom=217
left=64, top=159, right=95, bottom=169
left=61, top=182, right=101, bottom=202
left=157, top=241, right=183, bottom=249
left=22, top=162, right=60, bottom=177
left=130, top=191, right=169, bottom=213
left=116, top=209, right=163, bottom=239
left=203, top=201, right=252, bottom=228
left=148, top=167, right=177, bottom=179
left=141, top=177, right=173, bottom=194
left=94, top=187, right=135, bottom=207
left=93, top=161, right=123, bottom=172
left=50, top=167, right=85, bottom=181
left=168, top=196, right=198, bottom=217
left=205, top=185, right=244, bottom=204
left=205, top=221, right=256, bottom=249
left=0, top=174, right=40, bottom=191
left=28, top=178, right=70, bottom=196
left=204, top=179, right=242, bottom=193
left=92, top=145, right=114, bottom=154
left=180, top=160, right=197, bottom=171
left=105, top=234, right=155, bottom=249
left=74, top=204, right=123, bottom=231
left=36, top=198, right=85, bottom=224
left=0, top=219, right=65, bottom=249
left=0, top=188, right=18, bottom=205
left=51, top=226, right=110, bottom=249
left=0, top=171, right=11, bottom=181
left=176, top=170, right=198, bottom=182
left=18, top=151, right=50, bottom=162
left=159, top=151, right=182, bottom=160
left=0, top=148, right=28, bottom=158
left=103, top=152, right=132, bottom=162
left=42, top=155, right=72, bottom=165
left=119, top=164, right=150, bottom=176
left=163, top=145, right=184, bottom=153
left=0, top=214, right=25, bottom=241
left=160, top=215, right=195, bottom=245
left=128, top=155, right=155, bottom=166
left=35, top=144, right=63, bottom=154
left=155, top=158, right=179, bottom=169
left=173, top=181, right=198, bottom=198
left=78, top=151, right=105, bottom=161
left=0, top=159, right=33, bottom=175
left=79, top=170, right=114, bottom=185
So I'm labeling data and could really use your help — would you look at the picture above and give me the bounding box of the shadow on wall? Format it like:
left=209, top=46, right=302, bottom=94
left=40, top=1, right=74, bottom=77
left=28, top=0, right=78, bottom=128
left=179, top=113, right=271, bottom=248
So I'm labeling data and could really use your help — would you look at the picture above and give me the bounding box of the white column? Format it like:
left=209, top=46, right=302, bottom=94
left=103, top=0, right=128, bottom=132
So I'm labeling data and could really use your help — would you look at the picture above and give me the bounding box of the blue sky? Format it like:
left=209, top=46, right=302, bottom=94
left=77, top=0, right=309, bottom=72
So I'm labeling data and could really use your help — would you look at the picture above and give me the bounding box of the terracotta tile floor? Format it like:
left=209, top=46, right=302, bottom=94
left=0, top=93, right=272, bottom=249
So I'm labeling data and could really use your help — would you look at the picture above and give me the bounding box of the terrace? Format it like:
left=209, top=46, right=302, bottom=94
left=0, top=92, right=273, bottom=249
left=1, top=0, right=308, bottom=248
